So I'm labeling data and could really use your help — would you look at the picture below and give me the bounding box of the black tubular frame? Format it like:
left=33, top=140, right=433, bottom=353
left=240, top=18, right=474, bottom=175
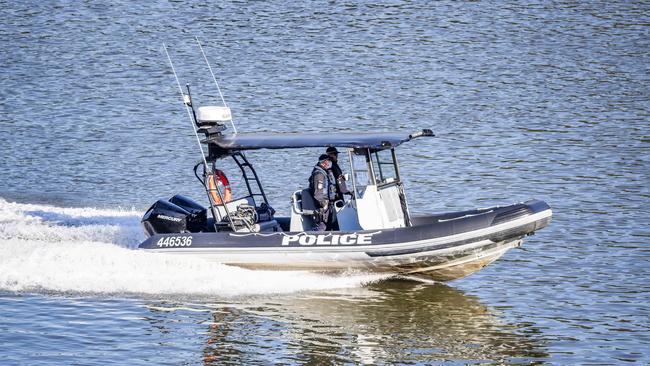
left=230, top=152, right=269, bottom=207
left=195, top=152, right=270, bottom=232
left=193, top=161, right=237, bottom=231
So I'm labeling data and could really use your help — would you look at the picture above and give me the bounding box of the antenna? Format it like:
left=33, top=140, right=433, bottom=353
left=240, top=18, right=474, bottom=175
left=162, top=43, right=210, bottom=172
left=195, top=37, right=238, bottom=134
left=163, top=43, right=231, bottom=228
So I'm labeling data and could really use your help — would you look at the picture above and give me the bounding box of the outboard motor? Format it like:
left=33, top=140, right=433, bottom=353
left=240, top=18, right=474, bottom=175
left=141, top=195, right=207, bottom=236
left=169, top=194, right=207, bottom=232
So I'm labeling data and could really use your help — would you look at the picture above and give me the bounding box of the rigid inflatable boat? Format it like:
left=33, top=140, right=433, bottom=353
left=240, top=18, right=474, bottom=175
left=138, top=117, right=553, bottom=282
left=139, top=44, right=552, bottom=281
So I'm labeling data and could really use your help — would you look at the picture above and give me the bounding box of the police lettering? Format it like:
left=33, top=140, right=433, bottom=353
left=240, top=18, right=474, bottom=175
left=282, top=233, right=373, bottom=246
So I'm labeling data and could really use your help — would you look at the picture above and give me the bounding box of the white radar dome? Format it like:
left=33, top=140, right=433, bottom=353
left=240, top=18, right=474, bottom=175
left=197, top=106, right=232, bottom=123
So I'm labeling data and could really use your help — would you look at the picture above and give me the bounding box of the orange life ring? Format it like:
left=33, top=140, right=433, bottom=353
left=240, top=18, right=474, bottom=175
left=207, top=170, right=232, bottom=205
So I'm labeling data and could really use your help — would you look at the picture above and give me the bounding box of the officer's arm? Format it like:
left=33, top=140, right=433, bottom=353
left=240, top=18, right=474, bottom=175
left=312, top=173, right=328, bottom=208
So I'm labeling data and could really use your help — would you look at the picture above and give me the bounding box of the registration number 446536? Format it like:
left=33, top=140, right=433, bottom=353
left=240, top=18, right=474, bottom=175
left=156, top=236, right=193, bottom=247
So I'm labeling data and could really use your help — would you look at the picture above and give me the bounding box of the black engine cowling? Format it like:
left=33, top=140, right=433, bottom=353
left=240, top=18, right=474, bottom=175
left=141, top=194, right=207, bottom=236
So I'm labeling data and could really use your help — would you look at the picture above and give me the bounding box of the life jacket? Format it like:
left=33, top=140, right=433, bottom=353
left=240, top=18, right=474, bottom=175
left=309, top=165, right=336, bottom=202
left=207, top=169, right=232, bottom=205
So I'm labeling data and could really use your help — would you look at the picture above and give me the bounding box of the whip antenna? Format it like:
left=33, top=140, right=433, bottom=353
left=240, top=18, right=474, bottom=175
left=162, top=43, right=210, bottom=171
left=195, top=36, right=238, bottom=134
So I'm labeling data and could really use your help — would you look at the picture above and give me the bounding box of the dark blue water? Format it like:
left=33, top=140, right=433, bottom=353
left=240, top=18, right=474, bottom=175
left=1, top=1, right=649, bottom=364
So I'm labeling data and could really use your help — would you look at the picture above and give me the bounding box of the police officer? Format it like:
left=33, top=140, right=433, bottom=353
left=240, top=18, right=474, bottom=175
left=309, top=154, right=337, bottom=231
left=326, top=147, right=351, bottom=201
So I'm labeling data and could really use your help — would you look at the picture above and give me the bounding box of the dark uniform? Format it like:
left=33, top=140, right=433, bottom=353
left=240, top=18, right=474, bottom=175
left=309, top=162, right=337, bottom=231
left=329, top=159, right=350, bottom=201
left=326, top=147, right=350, bottom=201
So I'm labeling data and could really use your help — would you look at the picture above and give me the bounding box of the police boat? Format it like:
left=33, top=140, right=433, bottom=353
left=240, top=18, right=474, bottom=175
left=139, top=44, right=552, bottom=281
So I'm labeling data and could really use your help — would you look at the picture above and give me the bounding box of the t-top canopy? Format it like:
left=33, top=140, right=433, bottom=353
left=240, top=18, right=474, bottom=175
left=204, top=129, right=433, bottom=153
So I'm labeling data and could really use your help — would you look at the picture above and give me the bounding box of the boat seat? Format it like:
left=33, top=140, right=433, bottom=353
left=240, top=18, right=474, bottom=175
left=298, top=188, right=318, bottom=215
left=290, top=189, right=318, bottom=231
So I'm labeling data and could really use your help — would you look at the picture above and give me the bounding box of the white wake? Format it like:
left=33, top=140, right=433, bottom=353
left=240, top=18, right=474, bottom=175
left=0, top=198, right=386, bottom=297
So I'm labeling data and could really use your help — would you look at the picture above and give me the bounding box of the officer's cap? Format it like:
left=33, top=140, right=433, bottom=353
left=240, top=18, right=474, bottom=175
left=326, top=147, right=339, bottom=155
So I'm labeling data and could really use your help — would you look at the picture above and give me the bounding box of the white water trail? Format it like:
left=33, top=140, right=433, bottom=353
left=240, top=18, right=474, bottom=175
left=0, top=198, right=388, bottom=297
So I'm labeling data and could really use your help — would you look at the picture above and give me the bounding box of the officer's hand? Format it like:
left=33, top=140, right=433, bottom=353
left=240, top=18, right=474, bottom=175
left=319, top=199, right=328, bottom=208
left=345, top=192, right=354, bottom=198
